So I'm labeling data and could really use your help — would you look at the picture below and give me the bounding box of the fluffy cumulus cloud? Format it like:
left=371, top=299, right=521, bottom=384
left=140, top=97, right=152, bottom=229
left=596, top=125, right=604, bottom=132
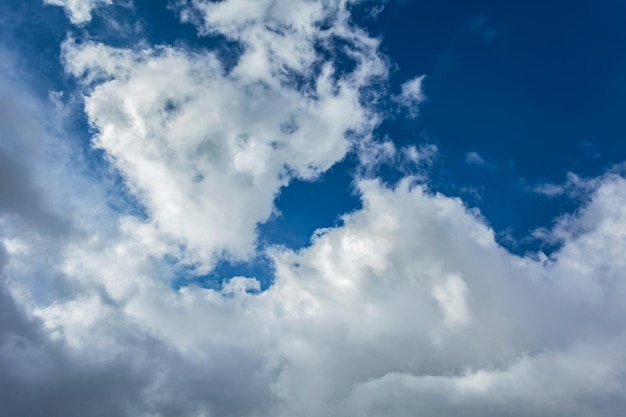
left=61, top=0, right=385, bottom=270
left=6, top=171, right=626, bottom=416
left=3, top=1, right=626, bottom=416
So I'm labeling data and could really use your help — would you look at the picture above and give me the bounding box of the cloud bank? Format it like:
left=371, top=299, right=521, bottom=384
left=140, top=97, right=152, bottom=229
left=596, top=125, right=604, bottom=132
left=2, top=1, right=626, bottom=416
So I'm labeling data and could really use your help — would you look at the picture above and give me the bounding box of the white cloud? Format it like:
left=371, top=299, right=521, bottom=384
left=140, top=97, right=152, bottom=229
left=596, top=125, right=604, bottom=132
left=465, top=150, right=486, bottom=166
left=432, top=273, right=470, bottom=326
left=396, top=75, right=426, bottom=117
left=61, top=0, right=386, bottom=271
left=532, top=171, right=612, bottom=198
left=44, top=0, right=114, bottom=24
left=5, top=174, right=626, bottom=416
left=357, top=142, right=438, bottom=177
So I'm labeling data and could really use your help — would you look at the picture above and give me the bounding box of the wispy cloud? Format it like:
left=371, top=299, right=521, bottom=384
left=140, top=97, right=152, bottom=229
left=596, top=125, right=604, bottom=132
left=396, top=75, right=427, bottom=118
left=470, top=13, right=498, bottom=42
left=465, top=150, right=486, bottom=166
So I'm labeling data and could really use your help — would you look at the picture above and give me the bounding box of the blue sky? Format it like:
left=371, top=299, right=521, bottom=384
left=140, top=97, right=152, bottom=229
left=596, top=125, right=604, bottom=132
left=2, top=1, right=626, bottom=416
left=379, top=0, right=626, bottom=245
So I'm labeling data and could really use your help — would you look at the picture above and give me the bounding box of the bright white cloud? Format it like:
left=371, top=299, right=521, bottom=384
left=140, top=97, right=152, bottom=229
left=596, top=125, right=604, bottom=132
left=44, top=0, right=114, bottom=24
left=6, top=173, right=626, bottom=416
left=61, top=0, right=385, bottom=270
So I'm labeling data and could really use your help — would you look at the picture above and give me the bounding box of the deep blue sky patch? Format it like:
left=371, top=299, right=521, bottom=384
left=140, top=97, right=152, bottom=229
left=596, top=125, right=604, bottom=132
left=373, top=0, right=626, bottom=253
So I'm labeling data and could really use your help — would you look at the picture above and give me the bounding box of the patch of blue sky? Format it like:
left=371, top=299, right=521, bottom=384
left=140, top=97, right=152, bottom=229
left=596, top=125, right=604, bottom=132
left=84, top=0, right=245, bottom=70
left=1, top=0, right=69, bottom=95
left=1, top=0, right=150, bottom=220
left=169, top=253, right=275, bottom=292
left=170, top=156, right=363, bottom=291
left=369, top=0, right=626, bottom=254
left=258, top=155, right=362, bottom=250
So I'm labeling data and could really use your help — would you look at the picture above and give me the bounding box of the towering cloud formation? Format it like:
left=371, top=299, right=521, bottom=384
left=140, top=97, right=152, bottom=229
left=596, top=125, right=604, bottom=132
left=1, top=1, right=626, bottom=416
